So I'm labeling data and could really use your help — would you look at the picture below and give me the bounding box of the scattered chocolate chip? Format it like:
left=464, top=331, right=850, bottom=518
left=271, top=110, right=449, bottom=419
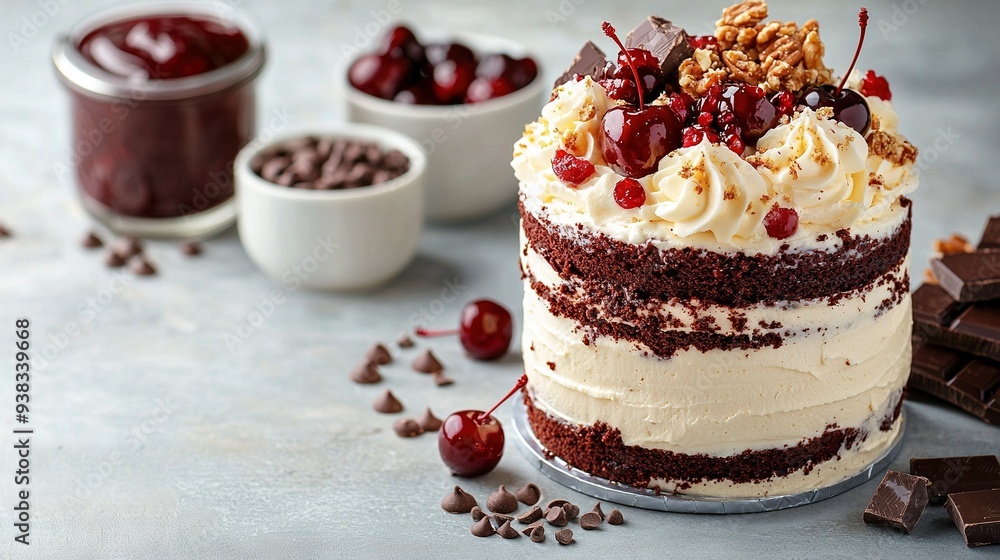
left=529, top=525, right=545, bottom=543
left=515, top=482, right=541, bottom=505
left=412, top=349, right=443, bottom=373
left=397, top=333, right=415, bottom=348
left=471, top=516, right=495, bottom=537
left=590, top=502, right=605, bottom=520
left=104, top=249, right=126, bottom=268
left=607, top=508, right=624, bottom=525
left=417, top=407, right=442, bottom=432
left=441, top=486, right=478, bottom=514
left=433, top=372, right=454, bottom=386
left=392, top=418, right=422, bottom=438
left=114, top=236, right=143, bottom=259
left=545, top=506, right=568, bottom=527
left=546, top=499, right=571, bottom=510
left=579, top=511, right=602, bottom=530
left=0, top=224, right=11, bottom=238
left=487, top=485, right=518, bottom=514
left=179, top=241, right=202, bottom=256
left=555, top=528, right=574, bottom=545
left=521, top=520, right=544, bottom=535
left=470, top=506, right=487, bottom=522
left=372, top=390, right=403, bottom=413
left=128, top=256, right=157, bottom=276
left=496, top=520, right=519, bottom=539
left=562, top=503, right=580, bottom=520
left=517, top=505, right=543, bottom=524
left=366, top=343, right=392, bottom=365
left=81, top=231, right=103, bottom=248
left=350, top=362, right=382, bottom=384
left=493, top=513, right=514, bottom=525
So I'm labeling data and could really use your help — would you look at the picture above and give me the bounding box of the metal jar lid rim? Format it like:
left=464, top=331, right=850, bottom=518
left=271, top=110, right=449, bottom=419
left=52, top=1, right=266, bottom=101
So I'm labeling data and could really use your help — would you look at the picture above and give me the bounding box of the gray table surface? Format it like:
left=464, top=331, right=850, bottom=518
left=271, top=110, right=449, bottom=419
left=2, top=0, right=999, bottom=558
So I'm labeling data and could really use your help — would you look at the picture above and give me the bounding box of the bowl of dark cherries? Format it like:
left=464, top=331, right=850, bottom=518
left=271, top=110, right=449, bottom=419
left=345, top=25, right=544, bottom=222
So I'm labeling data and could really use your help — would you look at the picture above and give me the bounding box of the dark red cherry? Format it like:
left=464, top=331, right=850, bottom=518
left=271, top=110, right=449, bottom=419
left=600, top=105, right=683, bottom=178
left=432, top=58, right=476, bottom=103
left=349, top=53, right=412, bottom=99
left=720, top=83, right=777, bottom=141
left=425, top=42, right=475, bottom=66
left=551, top=149, right=595, bottom=186
left=860, top=70, right=892, bottom=101
left=681, top=125, right=720, bottom=147
left=763, top=207, right=799, bottom=239
left=381, top=25, right=424, bottom=62
left=465, top=77, right=513, bottom=103
left=415, top=299, right=513, bottom=360
left=614, top=49, right=663, bottom=103
left=613, top=178, right=646, bottom=209
left=438, top=375, right=527, bottom=477
left=507, top=57, right=538, bottom=89
left=394, top=82, right=437, bottom=105
left=599, top=75, right=641, bottom=105
left=770, top=90, right=797, bottom=120
left=666, top=92, right=695, bottom=124
left=799, top=85, right=871, bottom=135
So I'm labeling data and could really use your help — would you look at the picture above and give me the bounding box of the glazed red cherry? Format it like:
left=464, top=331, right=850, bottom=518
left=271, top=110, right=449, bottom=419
left=424, top=42, right=475, bottom=66
left=770, top=90, right=797, bottom=120
left=432, top=58, right=476, bottom=103
left=349, top=53, right=412, bottom=99
left=438, top=375, right=527, bottom=477
left=860, top=70, right=892, bottom=101
left=681, top=125, right=720, bottom=147
left=719, top=83, right=777, bottom=141
left=381, top=25, right=424, bottom=62
left=763, top=207, right=799, bottom=239
left=799, top=86, right=871, bottom=135
left=394, top=83, right=437, bottom=105
left=551, top=149, right=595, bottom=186
left=613, top=178, right=646, bottom=209
left=600, top=105, right=682, bottom=178
left=415, top=299, right=513, bottom=360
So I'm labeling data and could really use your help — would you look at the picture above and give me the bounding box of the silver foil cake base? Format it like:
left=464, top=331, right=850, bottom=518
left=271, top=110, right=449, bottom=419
left=511, top=398, right=905, bottom=514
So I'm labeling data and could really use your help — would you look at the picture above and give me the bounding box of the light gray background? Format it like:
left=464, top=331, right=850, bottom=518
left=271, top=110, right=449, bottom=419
left=1, top=0, right=999, bottom=558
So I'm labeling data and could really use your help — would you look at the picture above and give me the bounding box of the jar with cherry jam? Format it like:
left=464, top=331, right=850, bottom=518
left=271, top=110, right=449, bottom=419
left=53, top=4, right=266, bottom=238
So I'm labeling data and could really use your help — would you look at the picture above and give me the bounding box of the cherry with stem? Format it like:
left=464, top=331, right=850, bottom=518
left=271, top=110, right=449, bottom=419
left=414, top=299, right=513, bottom=360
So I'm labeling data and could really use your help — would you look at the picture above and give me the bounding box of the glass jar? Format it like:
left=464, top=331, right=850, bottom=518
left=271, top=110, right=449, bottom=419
left=52, top=3, right=266, bottom=238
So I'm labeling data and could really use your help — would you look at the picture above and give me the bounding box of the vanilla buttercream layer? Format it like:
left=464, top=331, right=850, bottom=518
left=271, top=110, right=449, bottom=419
left=521, top=280, right=912, bottom=456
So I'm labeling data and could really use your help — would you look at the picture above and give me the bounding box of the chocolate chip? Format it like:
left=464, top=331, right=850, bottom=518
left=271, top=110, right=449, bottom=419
left=579, top=511, right=602, bottom=530
left=521, top=520, right=544, bottom=535
left=260, top=156, right=290, bottom=182
left=515, top=482, right=541, bottom=505
left=81, top=231, right=103, bottom=249
left=179, top=241, right=202, bottom=256
left=0, top=224, right=11, bottom=238
left=397, top=333, right=415, bottom=348
left=381, top=150, right=409, bottom=171
left=546, top=499, right=571, bottom=510
left=365, top=343, right=392, bottom=365
left=114, top=236, right=143, bottom=259
left=562, top=503, right=580, bottom=520
left=487, top=485, right=518, bottom=514
left=349, top=362, right=382, bottom=384
left=471, top=516, right=495, bottom=537
left=470, top=506, right=486, bottom=521
left=392, top=418, right=422, bottom=438
left=529, top=525, right=545, bottom=543
left=607, top=508, right=624, bottom=525
left=517, top=505, right=543, bottom=524
left=555, top=528, right=574, bottom=545
left=433, top=372, right=454, bottom=386
left=441, top=486, right=478, bottom=514
left=104, top=249, right=126, bottom=268
left=545, top=506, right=568, bottom=527
left=496, top=520, right=519, bottom=539
left=412, top=349, right=443, bottom=373
left=417, top=407, right=442, bottom=432
left=372, top=390, right=403, bottom=413
left=590, top=502, right=605, bottom=520
left=129, top=256, right=157, bottom=276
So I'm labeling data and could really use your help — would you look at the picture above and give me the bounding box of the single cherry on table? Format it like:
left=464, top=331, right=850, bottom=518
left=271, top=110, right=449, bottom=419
left=438, top=374, right=527, bottom=477
left=415, top=299, right=513, bottom=360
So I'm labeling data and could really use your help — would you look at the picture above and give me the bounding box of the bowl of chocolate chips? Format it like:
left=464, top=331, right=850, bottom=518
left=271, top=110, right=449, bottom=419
left=235, top=124, right=426, bottom=290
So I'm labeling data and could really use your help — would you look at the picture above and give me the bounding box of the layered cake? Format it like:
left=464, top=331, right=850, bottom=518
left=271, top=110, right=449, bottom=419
left=513, top=1, right=919, bottom=498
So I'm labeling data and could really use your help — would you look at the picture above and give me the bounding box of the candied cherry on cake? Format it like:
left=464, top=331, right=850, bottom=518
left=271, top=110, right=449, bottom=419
left=763, top=206, right=799, bottom=240
left=551, top=149, right=596, bottom=186
left=415, top=299, right=513, bottom=360
left=860, top=70, right=892, bottom=101
left=613, top=178, right=646, bottom=209
left=348, top=53, right=412, bottom=99
left=438, top=375, right=527, bottom=477
left=798, top=8, right=873, bottom=135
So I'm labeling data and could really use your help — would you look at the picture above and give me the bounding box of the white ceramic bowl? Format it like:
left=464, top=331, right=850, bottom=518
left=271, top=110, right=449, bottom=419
left=344, top=32, right=545, bottom=222
left=235, top=125, right=426, bottom=290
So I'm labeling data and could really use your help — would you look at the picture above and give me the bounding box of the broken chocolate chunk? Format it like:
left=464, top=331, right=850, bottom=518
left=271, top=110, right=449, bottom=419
left=911, top=455, right=1000, bottom=503
left=553, top=41, right=612, bottom=89
left=863, top=470, right=930, bottom=534
left=517, top=505, right=543, bottom=524
left=944, top=489, right=1000, bottom=547
left=980, top=216, right=1000, bottom=249
left=529, top=525, right=545, bottom=542
left=625, top=15, right=692, bottom=79
left=932, top=251, right=1000, bottom=302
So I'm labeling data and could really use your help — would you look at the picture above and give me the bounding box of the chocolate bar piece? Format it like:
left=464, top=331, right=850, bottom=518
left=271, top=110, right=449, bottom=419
left=979, top=216, right=1000, bottom=249
left=863, top=470, right=930, bottom=534
left=625, top=16, right=692, bottom=79
left=908, top=345, right=1000, bottom=425
left=912, top=283, right=967, bottom=326
left=932, top=250, right=1000, bottom=302
left=553, top=41, right=613, bottom=89
left=911, top=283, right=1000, bottom=362
left=944, top=489, right=1000, bottom=547
left=910, top=455, right=1000, bottom=503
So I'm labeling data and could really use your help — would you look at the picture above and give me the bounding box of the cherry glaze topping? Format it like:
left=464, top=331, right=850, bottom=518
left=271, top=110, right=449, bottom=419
left=551, top=149, right=596, bottom=186
left=613, top=178, right=646, bottom=209
left=860, top=70, right=892, bottom=101
left=763, top=207, right=799, bottom=239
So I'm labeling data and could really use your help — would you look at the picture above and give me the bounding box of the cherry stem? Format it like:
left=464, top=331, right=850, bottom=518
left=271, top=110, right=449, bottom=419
left=602, top=21, right=644, bottom=110
left=414, top=327, right=459, bottom=337
left=477, top=374, right=528, bottom=423
left=837, top=7, right=869, bottom=95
